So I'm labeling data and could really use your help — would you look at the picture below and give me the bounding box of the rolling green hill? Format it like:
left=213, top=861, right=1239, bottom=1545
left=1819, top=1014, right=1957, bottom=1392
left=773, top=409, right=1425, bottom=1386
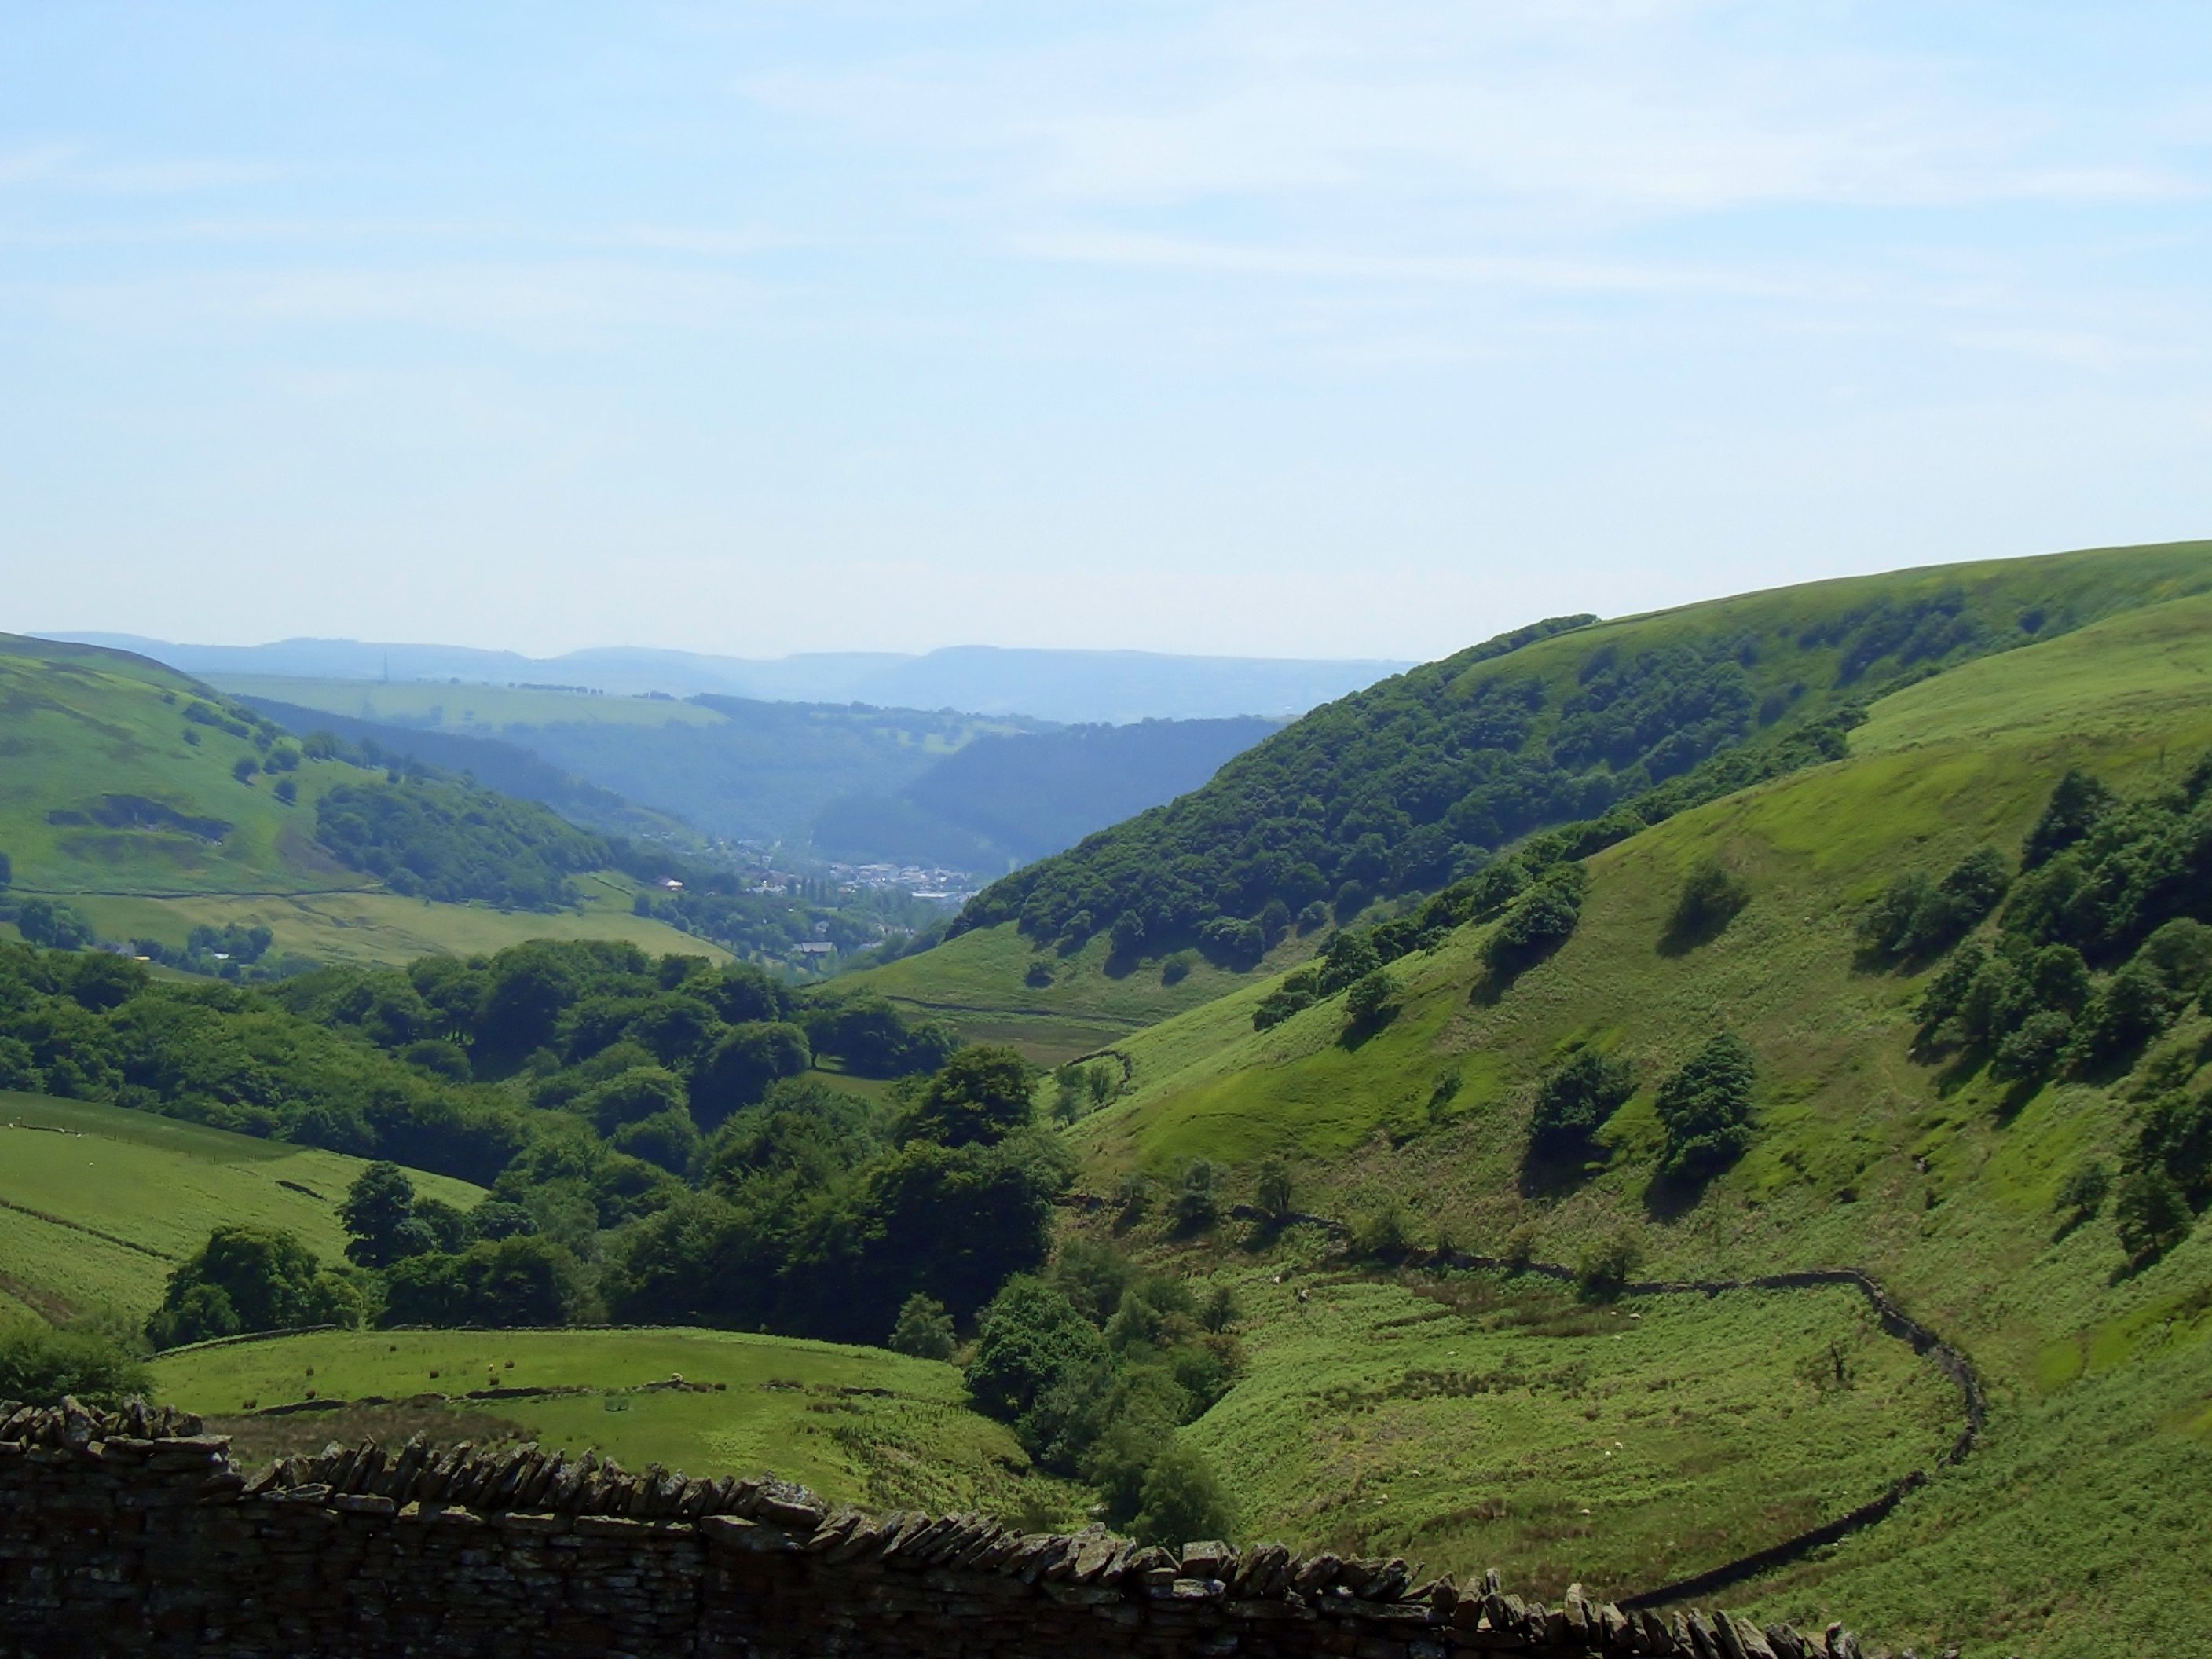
left=0, top=1093, right=483, bottom=1325
left=1047, top=577, right=2212, bottom=1656
left=0, top=634, right=723, bottom=967
left=860, top=541, right=2212, bottom=1058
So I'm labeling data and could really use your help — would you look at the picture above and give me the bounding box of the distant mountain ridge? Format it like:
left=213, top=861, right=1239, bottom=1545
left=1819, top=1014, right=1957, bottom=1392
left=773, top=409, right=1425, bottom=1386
left=45, top=634, right=1409, bottom=724
left=811, top=716, right=1283, bottom=873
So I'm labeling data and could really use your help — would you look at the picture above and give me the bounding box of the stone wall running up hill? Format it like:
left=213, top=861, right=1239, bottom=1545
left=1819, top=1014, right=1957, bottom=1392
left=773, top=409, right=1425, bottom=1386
left=0, top=1399, right=1894, bottom=1659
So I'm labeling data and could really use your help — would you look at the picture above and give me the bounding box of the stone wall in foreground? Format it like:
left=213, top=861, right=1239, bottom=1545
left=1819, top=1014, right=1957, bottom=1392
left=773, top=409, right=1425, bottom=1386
left=0, top=1400, right=1895, bottom=1659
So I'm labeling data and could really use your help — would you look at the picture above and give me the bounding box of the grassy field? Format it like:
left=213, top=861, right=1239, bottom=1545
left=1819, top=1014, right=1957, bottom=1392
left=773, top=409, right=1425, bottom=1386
left=847, top=921, right=1324, bottom=1064
left=0, top=1093, right=483, bottom=1322
left=1015, top=583, right=2212, bottom=1656
left=67, top=878, right=727, bottom=971
left=1185, top=1260, right=1953, bottom=1606
left=152, top=1326, right=1079, bottom=1522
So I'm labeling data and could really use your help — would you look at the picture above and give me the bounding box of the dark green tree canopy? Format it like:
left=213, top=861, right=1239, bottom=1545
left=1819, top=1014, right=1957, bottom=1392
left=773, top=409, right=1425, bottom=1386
left=1532, top=1049, right=1636, bottom=1158
left=339, top=1161, right=430, bottom=1269
left=1654, top=1033, right=1757, bottom=1179
left=899, top=1045, right=1035, bottom=1148
left=148, top=1225, right=354, bottom=1349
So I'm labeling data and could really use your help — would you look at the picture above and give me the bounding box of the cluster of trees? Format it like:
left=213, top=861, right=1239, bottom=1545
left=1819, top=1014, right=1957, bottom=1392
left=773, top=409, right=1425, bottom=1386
left=0, top=942, right=527, bottom=1177
left=0, top=934, right=960, bottom=1200
left=603, top=1047, right=1070, bottom=1344
left=1859, top=848, right=2011, bottom=963
left=314, top=779, right=613, bottom=910
left=1251, top=856, right=1592, bottom=1035
left=0, top=1318, right=150, bottom=1407
left=145, top=1225, right=363, bottom=1349
left=1884, top=761, right=2212, bottom=1265
left=953, top=584, right=2011, bottom=973
left=1796, top=588, right=1998, bottom=685
left=1527, top=1032, right=1756, bottom=1181
left=1907, top=764, right=2212, bottom=1088
left=961, top=1240, right=1239, bottom=1545
left=129, top=1033, right=1068, bottom=1361
left=131, top=922, right=314, bottom=982
left=13, top=898, right=96, bottom=950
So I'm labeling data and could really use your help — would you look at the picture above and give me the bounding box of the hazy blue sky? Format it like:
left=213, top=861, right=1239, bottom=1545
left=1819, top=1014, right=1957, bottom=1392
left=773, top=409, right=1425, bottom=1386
left=5, top=2, right=2208, bottom=660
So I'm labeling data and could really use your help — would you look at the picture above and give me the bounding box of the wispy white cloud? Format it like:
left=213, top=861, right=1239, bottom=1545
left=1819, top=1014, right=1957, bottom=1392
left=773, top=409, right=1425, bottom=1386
left=741, top=1, right=2204, bottom=218
left=15, top=260, right=771, bottom=348
left=0, top=144, right=288, bottom=194
left=1013, top=228, right=1799, bottom=298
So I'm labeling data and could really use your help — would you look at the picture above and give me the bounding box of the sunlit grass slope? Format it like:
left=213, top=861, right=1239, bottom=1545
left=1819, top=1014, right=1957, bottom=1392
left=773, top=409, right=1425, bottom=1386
left=152, top=1326, right=1076, bottom=1522
left=0, top=1093, right=483, bottom=1322
left=1064, top=584, right=2212, bottom=1657
left=0, top=635, right=722, bottom=965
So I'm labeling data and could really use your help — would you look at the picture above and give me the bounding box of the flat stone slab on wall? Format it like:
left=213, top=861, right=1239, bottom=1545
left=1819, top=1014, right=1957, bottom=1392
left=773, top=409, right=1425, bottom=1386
left=0, top=1399, right=1882, bottom=1659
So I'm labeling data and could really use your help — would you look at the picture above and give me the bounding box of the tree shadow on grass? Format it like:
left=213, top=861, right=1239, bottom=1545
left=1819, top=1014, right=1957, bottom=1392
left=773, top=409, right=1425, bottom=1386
left=1657, top=896, right=1748, bottom=958
left=1469, top=936, right=1570, bottom=1008
left=1337, top=1005, right=1400, bottom=1051
left=1641, top=1161, right=1731, bottom=1224
left=1518, top=1141, right=1605, bottom=1201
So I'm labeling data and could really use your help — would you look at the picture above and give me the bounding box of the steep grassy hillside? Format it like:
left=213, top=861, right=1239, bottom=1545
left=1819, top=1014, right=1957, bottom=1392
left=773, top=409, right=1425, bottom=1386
left=0, top=635, right=722, bottom=966
left=0, top=1093, right=482, bottom=1324
left=152, top=1325, right=1078, bottom=1521
left=873, top=542, right=2212, bottom=1054
left=1067, top=583, right=2212, bottom=1657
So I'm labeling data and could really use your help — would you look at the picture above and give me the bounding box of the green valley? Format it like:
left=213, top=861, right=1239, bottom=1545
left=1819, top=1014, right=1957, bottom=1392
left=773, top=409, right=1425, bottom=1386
left=9, top=542, right=2212, bottom=1659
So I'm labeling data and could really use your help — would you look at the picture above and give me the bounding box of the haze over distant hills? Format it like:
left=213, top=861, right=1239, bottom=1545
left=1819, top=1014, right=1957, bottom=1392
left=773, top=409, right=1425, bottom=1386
left=46, top=635, right=1409, bottom=725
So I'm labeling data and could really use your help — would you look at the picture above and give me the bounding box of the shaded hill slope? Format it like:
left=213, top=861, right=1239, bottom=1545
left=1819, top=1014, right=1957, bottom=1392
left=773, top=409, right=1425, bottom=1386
left=207, top=675, right=1043, bottom=850
left=236, top=697, right=692, bottom=846
left=1066, top=586, right=2212, bottom=1657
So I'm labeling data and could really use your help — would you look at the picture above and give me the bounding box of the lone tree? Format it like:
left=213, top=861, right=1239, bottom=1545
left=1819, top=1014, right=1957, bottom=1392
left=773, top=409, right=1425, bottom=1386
left=889, top=1292, right=958, bottom=1361
left=1654, top=1033, right=1756, bottom=1179
left=1254, top=1158, right=1295, bottom=1218
left=1666, top=856, right=1750, bottom=943
left=1531, top=1049, right=1635, bottom=1159
left=339, top=1161, right=433, bottom=1269
left=1344, top=968, right=1397, bottom=1031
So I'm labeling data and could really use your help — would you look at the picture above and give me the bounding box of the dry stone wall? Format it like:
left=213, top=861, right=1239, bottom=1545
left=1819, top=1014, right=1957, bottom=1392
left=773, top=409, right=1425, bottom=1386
left=2, top=1399, right=1896, bottom=1659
